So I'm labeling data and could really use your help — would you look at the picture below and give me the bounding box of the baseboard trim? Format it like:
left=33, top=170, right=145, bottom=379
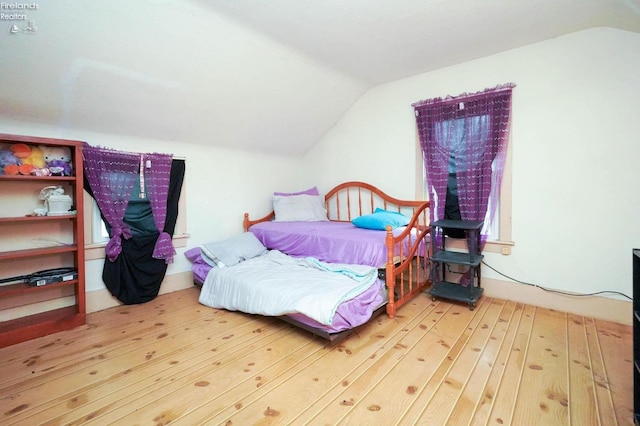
left=86, top=271, right=194, bottom=313
left=482, top=277, right=631, bottom=325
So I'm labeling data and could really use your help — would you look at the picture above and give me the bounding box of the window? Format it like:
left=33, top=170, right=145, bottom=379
left=91, top=198, right=109, bottom=243
left=414, top=84, right=515, bottom=251
left=418, top=138, right=507, bottom=244
left=84, top=181, right=189, bottom=261
left=419, top=115, right=501, bottom=241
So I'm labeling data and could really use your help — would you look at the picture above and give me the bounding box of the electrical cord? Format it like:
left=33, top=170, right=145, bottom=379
left=481, top=260, right=632, bottom=301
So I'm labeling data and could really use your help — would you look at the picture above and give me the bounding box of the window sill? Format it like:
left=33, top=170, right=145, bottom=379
left=85, top=233, right=190, bottom=261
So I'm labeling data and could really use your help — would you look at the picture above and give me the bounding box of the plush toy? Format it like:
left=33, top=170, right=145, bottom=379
left=26, top=145, right=46, bottom=168
left=0, top=149, right=21, bottom=175
left=31, top=167, right=52, bottom=176
left=10, top=143, right=30, bottom=159
left=8, top=143, right=46, bottom=175
left=47, top=160, right=73, bottom=176
left=10, top=143, right=32, bottom=174
left=40, top=145, right=73, bottom=176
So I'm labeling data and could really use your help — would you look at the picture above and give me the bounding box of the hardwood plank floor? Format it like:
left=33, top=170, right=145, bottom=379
left=0, top=287, right=632, bottom=425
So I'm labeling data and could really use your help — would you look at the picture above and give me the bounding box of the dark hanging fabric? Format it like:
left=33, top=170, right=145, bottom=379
left=444, top=175, right=465, bottom=238
left=84, top=158, right=185, bottom=305
left=121, top=174, right=158, bottom=236
left=102, top=232, right=170, bottom=304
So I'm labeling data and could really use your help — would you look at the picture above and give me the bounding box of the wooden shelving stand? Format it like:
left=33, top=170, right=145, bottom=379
left=0, top=133, right=86, bottom=348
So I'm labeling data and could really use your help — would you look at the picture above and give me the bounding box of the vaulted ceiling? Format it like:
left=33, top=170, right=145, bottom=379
left=1, top=0, right=638, bottom=157
left=204, top=0, right=640, bottom=85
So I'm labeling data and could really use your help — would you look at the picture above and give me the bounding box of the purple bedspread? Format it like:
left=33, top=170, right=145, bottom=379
left=286, top=281, right=384, bottom=333
left=184, top=247, right=385, bottom=334
left=249, top=221, right=404, bottom=267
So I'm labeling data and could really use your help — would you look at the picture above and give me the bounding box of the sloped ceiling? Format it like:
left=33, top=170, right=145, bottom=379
left=0, top=0, right=638, bottom=157
left=204, top=0, right=640, bottom=85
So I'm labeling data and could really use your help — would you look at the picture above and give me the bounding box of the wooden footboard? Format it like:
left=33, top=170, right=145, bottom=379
left=384, top=203, right=431, bottom=318
left=322, top=181, right=431, bottom=318
left=243, top=181, right=431, bottom=319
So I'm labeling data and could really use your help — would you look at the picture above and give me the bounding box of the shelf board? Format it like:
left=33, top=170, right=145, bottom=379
left=0, top=215, right=77, bottom=223
left=0, top=245, right=77, bottom=261
left=0, top=174, right=76, bottom=182
left=0, top=306, right=85, bottom=348
left=431, top=250, right=483, bottom=266
left=431, top=219, right=484, bottom=230
left=430, top=280, right=483, bottom=304
left=0, top=279, right=79, bottom=297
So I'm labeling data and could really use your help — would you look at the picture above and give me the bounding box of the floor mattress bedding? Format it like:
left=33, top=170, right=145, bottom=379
left=188, top=248, right=384, bottom=333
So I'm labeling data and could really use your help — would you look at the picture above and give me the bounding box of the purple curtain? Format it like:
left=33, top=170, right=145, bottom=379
left=83, top=146, right=138, bottom=261
left=143, top=153, right=176, bottom=263
left=413, top=83, right=515, bottom=249
left=83, top=145, right=175, bottom=263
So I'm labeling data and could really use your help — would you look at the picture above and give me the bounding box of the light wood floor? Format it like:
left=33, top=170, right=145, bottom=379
left=0, top=287, right=633, bottom=425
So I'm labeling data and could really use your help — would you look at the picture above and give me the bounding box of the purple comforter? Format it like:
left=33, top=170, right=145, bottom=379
left=249, top=221, right=406, bottom=267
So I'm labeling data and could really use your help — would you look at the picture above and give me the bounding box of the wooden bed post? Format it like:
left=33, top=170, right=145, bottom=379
left=243, top=211, right=275, bottom=232
left=243, top=213, right=250, bottom=232
left=385, top=225, right=396, bottom=318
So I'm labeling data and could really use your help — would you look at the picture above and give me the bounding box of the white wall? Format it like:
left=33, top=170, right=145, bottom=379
left=301, top=27, right=640, bottom=301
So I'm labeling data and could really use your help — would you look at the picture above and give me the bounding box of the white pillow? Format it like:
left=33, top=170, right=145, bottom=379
left=200, top=232, right=267, bottom=267
left=273, top=194, right=329, bottom=222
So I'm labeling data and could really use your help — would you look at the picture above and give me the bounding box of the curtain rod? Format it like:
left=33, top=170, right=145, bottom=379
left=84, top=143, right=186, bottom=160
left=412, top=83, right=516, bottom=109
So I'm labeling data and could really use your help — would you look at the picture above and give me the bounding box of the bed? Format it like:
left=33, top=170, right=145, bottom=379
left=188, top=181, right=431, bottom=341
left=243, top=181, right=431, bottom=320
left=186, top=244, right=387, bottom=342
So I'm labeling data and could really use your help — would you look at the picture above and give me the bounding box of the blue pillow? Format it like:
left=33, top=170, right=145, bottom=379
left=352, top=208, right=411, bottom=230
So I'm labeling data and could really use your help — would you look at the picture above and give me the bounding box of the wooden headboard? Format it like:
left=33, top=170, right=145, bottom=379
left=244, top=181, right=429, bottom=231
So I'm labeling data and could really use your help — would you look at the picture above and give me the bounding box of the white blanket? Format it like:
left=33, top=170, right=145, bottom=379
left=198, top=250, right=379, bottom=326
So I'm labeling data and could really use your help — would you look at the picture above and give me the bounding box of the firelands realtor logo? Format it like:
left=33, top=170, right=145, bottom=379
left=1, top=2, right=39, bottom=34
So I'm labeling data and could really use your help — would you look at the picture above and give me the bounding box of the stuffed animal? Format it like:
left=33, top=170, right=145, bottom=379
left=8, top=143, right=46, bottom=175
left=40, top=145, right=73, bottom=176
left=31, top=167, right=52, bottom=176
left=47, top=159, right=73, bottom=176
left=0, top=149, right=21, bottom=175
left=10, top=143, right=33, bottom=174
left=10, top=143, right=30, bottom=159
left=26, top=145, right=46, bottom=168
